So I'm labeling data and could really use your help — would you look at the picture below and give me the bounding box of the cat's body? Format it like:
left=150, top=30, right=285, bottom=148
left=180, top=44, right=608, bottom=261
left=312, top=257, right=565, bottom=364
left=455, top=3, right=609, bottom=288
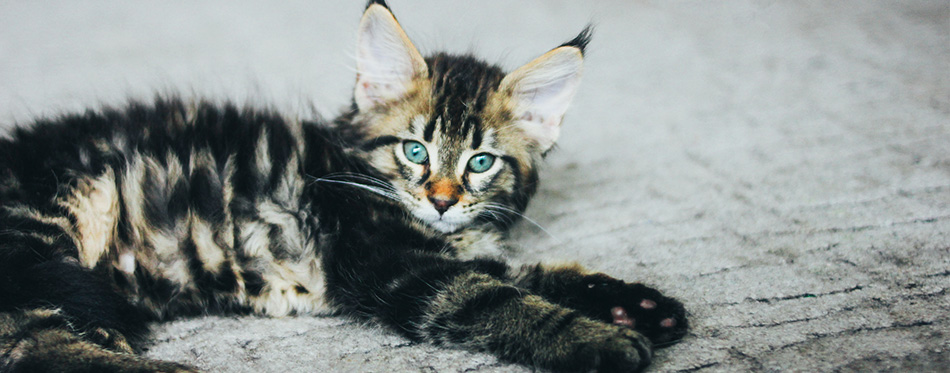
left=0, top=2, right=687, bottom=372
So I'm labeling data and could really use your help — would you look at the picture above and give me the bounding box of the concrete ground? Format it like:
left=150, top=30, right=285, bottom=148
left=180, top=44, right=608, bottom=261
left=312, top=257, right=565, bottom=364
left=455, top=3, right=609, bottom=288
left=2, top=1, right=948, bottom=371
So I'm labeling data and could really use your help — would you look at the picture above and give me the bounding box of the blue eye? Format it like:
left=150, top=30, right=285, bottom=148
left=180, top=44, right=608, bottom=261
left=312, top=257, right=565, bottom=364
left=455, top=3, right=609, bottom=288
left=467, top=153, right=495, bottom=173
left=403, top=141, right=428, bottom=164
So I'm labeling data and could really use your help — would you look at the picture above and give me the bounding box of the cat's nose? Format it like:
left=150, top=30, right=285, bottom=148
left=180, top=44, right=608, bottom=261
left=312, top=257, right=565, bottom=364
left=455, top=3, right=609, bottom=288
left=427, top=196, right=458, bottom=215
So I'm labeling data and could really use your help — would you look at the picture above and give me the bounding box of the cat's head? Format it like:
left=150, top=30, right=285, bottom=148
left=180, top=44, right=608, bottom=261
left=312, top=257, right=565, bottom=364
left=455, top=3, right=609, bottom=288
left=349, top=1, right=588, bottom=234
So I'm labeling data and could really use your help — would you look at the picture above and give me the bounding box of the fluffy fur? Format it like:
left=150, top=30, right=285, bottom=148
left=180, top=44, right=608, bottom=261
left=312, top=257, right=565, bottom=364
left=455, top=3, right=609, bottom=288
left=0, top=2, right=687, bottom=372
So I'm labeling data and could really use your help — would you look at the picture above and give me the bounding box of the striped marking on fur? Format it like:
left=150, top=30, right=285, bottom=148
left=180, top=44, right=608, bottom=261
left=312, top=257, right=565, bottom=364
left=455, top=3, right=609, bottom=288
left=58, top=168, right=119, bottom=268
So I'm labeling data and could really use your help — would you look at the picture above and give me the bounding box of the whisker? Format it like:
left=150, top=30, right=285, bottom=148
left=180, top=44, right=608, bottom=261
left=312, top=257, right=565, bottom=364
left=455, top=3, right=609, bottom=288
left=479, top=207, right=510, bottom=225
left=480, top=203, right=562, bottom=243
left=308, top=177, right=401, bottom=201
left=320, top=172, right=397, bottom=191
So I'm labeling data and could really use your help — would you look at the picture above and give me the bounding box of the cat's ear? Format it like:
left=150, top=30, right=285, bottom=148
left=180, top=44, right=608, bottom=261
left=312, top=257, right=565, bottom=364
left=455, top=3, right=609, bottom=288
left=354, top=2, right=429, bottom=111
left=499, top=27, right=591, bottom=153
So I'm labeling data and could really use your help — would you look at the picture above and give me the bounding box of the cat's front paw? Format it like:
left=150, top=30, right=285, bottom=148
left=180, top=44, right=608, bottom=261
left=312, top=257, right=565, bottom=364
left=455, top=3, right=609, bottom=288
left=576, top=274, right=688, bottom=346
left=547, top=318, right=653, bottom=373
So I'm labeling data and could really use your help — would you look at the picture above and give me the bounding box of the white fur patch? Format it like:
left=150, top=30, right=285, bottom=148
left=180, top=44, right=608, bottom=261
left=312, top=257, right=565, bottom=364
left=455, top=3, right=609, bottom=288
left=118, top=251, right=136, bottom=274
left=59, top=168, right=120, bottom=268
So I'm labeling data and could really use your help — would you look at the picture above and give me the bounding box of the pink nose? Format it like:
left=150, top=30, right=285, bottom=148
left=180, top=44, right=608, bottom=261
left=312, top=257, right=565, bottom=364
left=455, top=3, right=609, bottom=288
left=427, top=196, right=458, bottom=215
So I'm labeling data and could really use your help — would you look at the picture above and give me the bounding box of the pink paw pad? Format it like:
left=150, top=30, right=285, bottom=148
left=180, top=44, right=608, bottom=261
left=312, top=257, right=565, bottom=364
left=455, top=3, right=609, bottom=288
left=639, top=299, right=656, bottom=309
left=610, top=306, right=635, bottom=327
left=660, top=318, right=676, bottom=328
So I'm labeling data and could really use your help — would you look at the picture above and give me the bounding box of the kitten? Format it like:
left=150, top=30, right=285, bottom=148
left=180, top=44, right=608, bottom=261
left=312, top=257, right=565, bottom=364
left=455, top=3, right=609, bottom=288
left=0, top=1, right=687, bottom=372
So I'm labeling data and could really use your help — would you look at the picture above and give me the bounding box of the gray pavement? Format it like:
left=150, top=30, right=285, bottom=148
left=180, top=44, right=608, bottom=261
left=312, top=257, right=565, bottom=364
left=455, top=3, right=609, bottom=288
left=2, top=1, right=948, bottom=371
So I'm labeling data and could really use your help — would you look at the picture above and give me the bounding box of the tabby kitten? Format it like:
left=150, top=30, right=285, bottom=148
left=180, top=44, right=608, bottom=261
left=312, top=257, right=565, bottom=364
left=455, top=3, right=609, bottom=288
left=0, top=1, right=687, bottom=372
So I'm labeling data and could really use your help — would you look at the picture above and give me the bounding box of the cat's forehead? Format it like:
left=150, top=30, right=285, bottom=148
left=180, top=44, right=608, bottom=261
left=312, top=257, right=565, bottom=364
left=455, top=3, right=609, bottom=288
left=406, top=114, right=496, bottom=156
left=422, top=53, right=506, bottom=144
left=426, top=54, right=505, bottom=108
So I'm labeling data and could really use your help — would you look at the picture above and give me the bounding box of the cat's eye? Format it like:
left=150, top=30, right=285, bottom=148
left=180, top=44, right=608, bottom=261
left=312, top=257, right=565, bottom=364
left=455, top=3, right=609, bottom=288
left=467, top=153, right=495, bottom=173
left=403, top=141, right=428, bottom=164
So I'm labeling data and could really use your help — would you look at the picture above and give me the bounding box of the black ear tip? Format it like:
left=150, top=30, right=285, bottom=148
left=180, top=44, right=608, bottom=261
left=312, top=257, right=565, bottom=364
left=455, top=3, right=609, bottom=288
left=559, top=24, right=593, bottom=55
left=365, top=0, right=390, bottom=10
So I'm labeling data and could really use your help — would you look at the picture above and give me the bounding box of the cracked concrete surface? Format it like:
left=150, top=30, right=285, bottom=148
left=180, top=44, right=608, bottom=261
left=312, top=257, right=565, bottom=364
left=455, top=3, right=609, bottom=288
left=1, top=1, right=948, bottom=372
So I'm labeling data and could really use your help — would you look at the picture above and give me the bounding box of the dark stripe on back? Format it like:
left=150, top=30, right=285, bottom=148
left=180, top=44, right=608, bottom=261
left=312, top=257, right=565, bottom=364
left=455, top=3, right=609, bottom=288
left=0, top=213, right=68, bottom=238
left=242, top=270, right=265, bottom=296
left=180, top=240, right=207, bottom=294
left=167, top=178, right=190, bottom=225
left=190, top=170, right=224, bottom=224
left=263, top=121, right=295, bottom=192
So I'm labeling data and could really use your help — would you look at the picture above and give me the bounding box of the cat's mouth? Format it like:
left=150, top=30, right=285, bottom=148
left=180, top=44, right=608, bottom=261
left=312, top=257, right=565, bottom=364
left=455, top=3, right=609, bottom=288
left=411, top=205, right=471, bottom=233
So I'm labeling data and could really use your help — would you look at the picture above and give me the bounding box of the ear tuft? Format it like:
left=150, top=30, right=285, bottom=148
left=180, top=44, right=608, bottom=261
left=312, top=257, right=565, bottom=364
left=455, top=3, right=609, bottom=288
left=500, top=43, right=586, bottom=153
left=354, top=3, right=428, bottom=111
left=558, top=25, right=593, bottom=55
left=364, top=0, right=390, bottom=11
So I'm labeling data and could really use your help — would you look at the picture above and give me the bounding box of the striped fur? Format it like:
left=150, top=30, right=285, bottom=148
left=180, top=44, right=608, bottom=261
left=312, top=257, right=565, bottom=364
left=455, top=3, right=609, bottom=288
left=0, top=1, right=686, bottom=372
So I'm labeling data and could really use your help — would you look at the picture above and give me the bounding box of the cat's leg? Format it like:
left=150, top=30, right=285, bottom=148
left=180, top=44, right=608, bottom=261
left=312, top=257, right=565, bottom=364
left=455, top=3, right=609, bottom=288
left=512, top=263, right=688, bottom=346
left=0, top=308, right=195, bottom=373
left=0, top=208, right=197, bottom=372
left=325, top=249, right=655, bottom=372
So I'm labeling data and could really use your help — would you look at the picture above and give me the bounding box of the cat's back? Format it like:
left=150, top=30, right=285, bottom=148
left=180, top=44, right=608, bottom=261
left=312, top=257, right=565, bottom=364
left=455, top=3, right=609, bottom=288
left=0, top=98, right=337, bottom=318
left=3, top=99, right=299, bottom=172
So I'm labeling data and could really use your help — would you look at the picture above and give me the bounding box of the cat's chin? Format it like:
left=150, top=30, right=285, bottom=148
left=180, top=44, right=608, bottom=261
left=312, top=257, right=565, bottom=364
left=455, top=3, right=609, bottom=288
left=415, top=212, right=469, bottom=233
left=428, top=220, right=464, bottom=234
